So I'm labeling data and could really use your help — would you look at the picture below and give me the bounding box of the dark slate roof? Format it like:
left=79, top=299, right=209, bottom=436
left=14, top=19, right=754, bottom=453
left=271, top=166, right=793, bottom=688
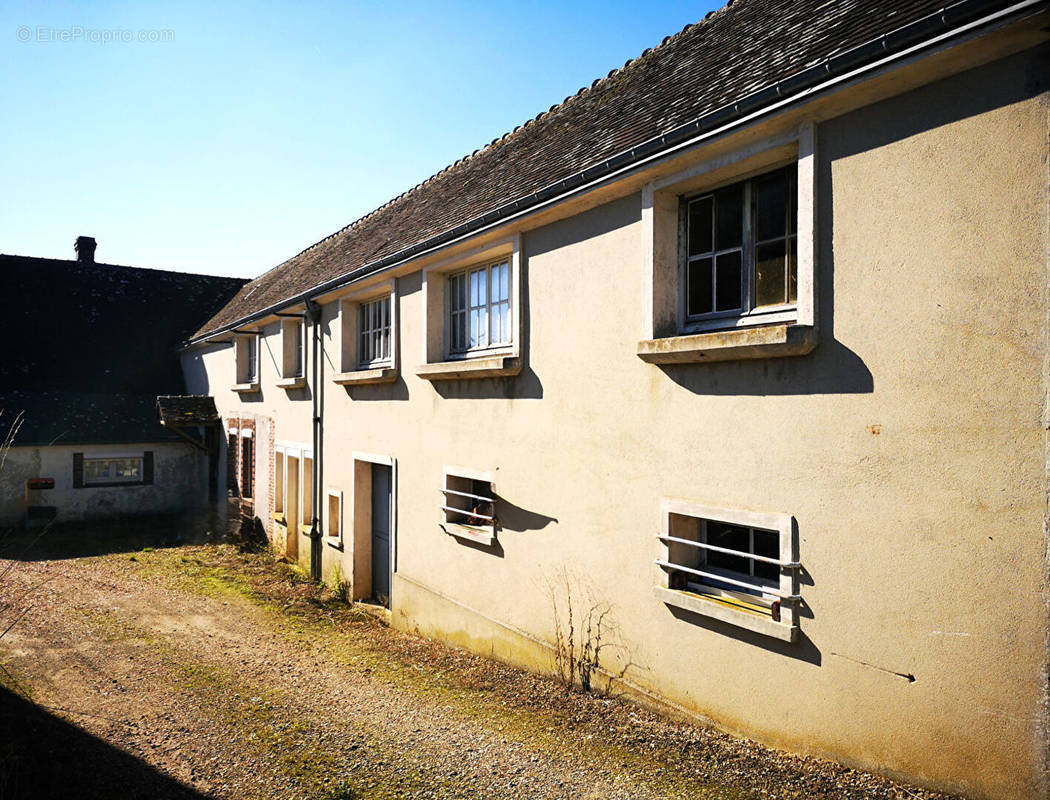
left=157, top=395, right=219, bottom=427
left=0, top=391, right=179, bottom=447
left=0, top=255, right=246, bottom=446
left=193, top=0, right=1017, bottom=339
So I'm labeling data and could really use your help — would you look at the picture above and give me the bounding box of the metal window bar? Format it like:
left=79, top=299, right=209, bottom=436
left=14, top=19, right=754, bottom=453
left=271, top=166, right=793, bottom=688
left=440, top=505, right=496, bottom=523
left=654, top=559, right=799, bottom=600
left=440, top=488, right=494, bottom=504
left=656, top=533, right=799, bottom=568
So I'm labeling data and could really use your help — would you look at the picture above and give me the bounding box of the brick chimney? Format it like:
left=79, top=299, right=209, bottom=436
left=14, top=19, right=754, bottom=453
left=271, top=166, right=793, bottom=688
left=75, top=236, right=96, bottom=264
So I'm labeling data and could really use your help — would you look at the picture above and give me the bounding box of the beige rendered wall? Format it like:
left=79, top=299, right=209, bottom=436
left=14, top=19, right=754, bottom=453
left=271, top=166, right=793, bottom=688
left=191, top=47, right=1050, bottom=800
left=0, top=441, right=208, bottom=527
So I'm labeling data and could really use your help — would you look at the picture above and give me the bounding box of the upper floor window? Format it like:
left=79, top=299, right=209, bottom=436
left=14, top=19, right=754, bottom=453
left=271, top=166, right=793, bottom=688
left=449, top=260, right=511, bottom=354
left=638, top=124, right=817, bottom=364
left=234, top=333, right=258, bottom=387
left=334, top=283, right=398, bottom=385
left=684, top=165, right=797, bottom=323
left=280, top=318, right=305, bottom=383
left=359, top=295, right=392, bottom=367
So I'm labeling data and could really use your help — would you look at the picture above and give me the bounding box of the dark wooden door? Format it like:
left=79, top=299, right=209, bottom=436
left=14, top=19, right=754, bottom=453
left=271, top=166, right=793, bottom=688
left=371, top=463, right=392, bottom=606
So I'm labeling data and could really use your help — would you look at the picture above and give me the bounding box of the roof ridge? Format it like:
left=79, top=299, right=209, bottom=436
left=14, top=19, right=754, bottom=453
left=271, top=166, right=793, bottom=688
left=255, top=2, right=732, bottom=278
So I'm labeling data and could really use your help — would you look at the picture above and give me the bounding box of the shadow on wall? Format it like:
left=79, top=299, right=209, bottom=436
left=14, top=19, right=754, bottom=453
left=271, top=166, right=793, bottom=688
left=494, top=492, right=558, bottom=533
left=664, top=604, right=823, bottom=667
left=0, top=511, right=227, bottom=562
left=0, top=686, right=207, bottom=800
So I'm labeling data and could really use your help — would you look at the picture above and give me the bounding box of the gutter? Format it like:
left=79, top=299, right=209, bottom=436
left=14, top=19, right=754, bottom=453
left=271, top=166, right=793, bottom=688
left=186, top=0, right=1046, bottom=346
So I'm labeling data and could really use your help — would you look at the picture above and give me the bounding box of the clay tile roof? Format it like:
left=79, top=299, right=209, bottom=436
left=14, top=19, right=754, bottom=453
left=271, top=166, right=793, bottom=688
left=156, top=396, right=220, bottom=427
left=193, top=0, right=1018, bottom=340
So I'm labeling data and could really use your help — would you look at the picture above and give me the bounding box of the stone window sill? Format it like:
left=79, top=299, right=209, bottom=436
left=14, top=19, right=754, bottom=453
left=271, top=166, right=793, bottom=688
left=653, top=585, right=798, bottom=643
left=272, top=512, right=286, bottom=525
left=637, top=324, right=817, bottom=364
left=232, top=382, right=259, bottom=393
left=416, top=354, right=521, bottom=381
left=276, top=377, right=306, bottom=389
left=333, top=366, right=398, bottom=386
left=441, top=522, right=496, bottom=547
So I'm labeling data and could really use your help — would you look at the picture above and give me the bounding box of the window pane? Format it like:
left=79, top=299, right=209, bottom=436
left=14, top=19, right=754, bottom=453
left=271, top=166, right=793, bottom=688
left=754, top=169, right=788, bottom=242
left=687, top=257, right=713, bottom=316
left=490, top=303, right=499, bottom=344
left=753, top=529, right=780, bottom=582
left=706, top=522, right=750, bottom=575
left=455, top=312, right=466, bottom=351
left=459, top=274, right=467, bottom=311
left=789, top=238, right=797, bottom=303
left=688, top=196, right=713, bottom=256
left=500, top=301, right=511, bottom=343
left=500, top=262, right=509, bottom=302
left=715, top=251, right=742, bottom=312
left=755, top=240, right=787, bottom=307
left=478, top=306, right=488, bottom=348
left=469, top=310, right=478, bottom=348
left=714, top=183, right=743, bottom=250
left=477, top=269, right=487, bottom=312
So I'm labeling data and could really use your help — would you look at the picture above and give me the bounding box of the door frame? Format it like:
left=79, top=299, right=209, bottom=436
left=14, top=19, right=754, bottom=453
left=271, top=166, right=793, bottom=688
left=352, top=451, right=397, bottom=603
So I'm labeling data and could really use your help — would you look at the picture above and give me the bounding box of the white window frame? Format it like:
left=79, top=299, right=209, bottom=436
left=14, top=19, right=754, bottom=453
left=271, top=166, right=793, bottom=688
left=82, top=455, right=144, bottom=485
left=234, top=333, right=259, bottom=389
left=274, top=445, right=285, bottom=516
left=417, top=234, right=522, bottom=379
left=638, top=124, right=816, bottom=363
left=325, top=487, right=343, bottom=545
left=358, top=295, right=393, bottom=368
left=334, top=280, right=399, bottom=384
left=654, top=498, right=800, bottom=643
left=280, top=318, right=306, bottom=381
left=447, top=259, right=512, bottom=356
left=680, top=165, right=798, bottom=330
left=439, top=465, right=497, bottom=547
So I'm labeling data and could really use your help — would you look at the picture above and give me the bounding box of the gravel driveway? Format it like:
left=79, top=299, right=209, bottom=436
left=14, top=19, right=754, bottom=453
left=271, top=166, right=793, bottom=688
left=0, top=527, right=957, bottom=800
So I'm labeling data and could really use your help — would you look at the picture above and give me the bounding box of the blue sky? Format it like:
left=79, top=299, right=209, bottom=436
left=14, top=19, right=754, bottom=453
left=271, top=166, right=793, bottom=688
left=1, top=1, right=719, bottom=278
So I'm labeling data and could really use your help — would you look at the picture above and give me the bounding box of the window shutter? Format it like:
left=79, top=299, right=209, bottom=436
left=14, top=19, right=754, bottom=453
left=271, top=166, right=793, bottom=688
left=72, top=452, right=84, bottom=489
left=143, top=451, right=154, bottom=485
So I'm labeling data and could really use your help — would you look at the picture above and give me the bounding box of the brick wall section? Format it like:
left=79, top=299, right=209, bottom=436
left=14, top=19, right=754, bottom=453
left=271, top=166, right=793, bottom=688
left=226, top=416, right=256, bottom=519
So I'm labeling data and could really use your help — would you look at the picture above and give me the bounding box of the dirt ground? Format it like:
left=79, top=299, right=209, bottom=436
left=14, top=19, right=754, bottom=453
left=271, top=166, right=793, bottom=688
left=0, top=520, right=958, bottom=800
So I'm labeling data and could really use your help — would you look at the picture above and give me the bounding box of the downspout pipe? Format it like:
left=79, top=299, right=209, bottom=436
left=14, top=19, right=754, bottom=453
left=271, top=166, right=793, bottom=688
left=305, top=297, right=323, bottom=582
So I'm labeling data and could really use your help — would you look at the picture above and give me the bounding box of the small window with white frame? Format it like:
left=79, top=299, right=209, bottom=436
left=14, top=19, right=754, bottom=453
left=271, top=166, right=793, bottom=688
left=84, top=457, right=143, bottom=485
left=325, top=488, right=342, bottom=544
left=359, top=295, right=392, bottom=367
left=440, top=467, right=497, bottom=545
left=683, top=164, right=797, bottom=324
left=335, top=282, right=399, bottom=384
left=235, top=333, right=258, bottom=386
left=285, top=319, right=305, bottom=379
left=448, top=260, right=511, bottom=355
left=638, top=125, right=816, bottom=364
left=655, top=500, right=800, bottom=642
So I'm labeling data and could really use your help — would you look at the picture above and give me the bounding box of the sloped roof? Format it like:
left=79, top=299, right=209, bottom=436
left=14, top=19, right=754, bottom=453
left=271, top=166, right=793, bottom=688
left=0, top=255, right=245, bottom=446
left=0, top=391, right=179, bottom=447
left=157, top=396, right=220, bottom=427
left=194, top=0, right=1021, bottom=340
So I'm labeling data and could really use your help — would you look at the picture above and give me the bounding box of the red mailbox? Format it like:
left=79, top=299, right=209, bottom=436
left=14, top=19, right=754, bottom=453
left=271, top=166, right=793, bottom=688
left=26, top=478, right=55, bottom=491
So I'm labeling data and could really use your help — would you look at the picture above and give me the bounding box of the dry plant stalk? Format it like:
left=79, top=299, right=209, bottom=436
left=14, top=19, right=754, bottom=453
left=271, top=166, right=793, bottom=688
left=544, top=566, right=633, bottom=694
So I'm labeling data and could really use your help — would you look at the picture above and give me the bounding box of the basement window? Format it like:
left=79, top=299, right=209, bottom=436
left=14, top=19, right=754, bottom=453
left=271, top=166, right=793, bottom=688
left=654, top=500, right=800, bottom=642
left=440, top=469, right=497, bottom=546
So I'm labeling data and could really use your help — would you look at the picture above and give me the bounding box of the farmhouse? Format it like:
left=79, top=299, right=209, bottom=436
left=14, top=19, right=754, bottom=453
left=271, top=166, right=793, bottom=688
left=182, top=2, right=1050, bottom=798
left=0, top=240, right=245, bottom=528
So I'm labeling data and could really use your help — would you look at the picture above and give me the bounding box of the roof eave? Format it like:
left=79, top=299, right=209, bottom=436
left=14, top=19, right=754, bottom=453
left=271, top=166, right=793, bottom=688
left=186, top=0, right=1045, bottom=348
